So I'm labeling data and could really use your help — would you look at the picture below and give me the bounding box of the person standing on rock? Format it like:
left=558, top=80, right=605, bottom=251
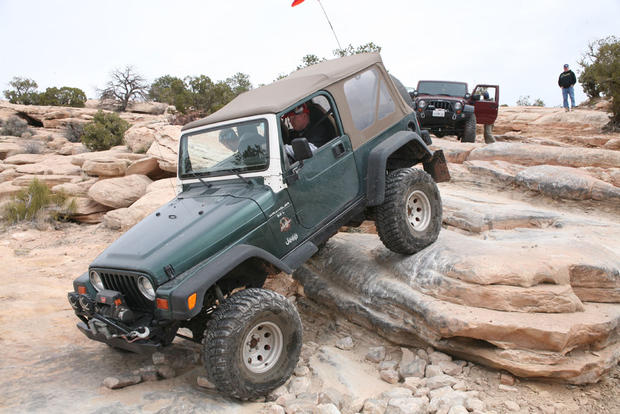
left=558, top=64, right=577, bottom=112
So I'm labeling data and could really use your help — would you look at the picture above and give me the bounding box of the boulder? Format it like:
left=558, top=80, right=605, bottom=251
left=124, top=125, right=155, bottom=153
left=0, top=168, right=18, bottom=184
left=88, top=174, right=152, bottom=209
left=0, top=181, right=22, bottom=201
left=146, top=125, right=182, bottom=172
left=147, top=177, right=177, bottom=193
left=102, top=185, right=176, bottom=231
left=294, top=232, right=620, bottom=384
left=0, top=142, right=21, bottom=160
left=52, top=179, right=97, bottom=197
left=126, top=156, right=163, bottom=177
left=82, top=157, right=130, bottom=177
left=57, top=142, right=87, bottom=155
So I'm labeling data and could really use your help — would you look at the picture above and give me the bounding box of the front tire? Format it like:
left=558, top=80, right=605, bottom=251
left=461, top=113, right=476, bottom=142
left=203, top=288, right=302, bottom=400
left=376, top=168, right=442, bottom=254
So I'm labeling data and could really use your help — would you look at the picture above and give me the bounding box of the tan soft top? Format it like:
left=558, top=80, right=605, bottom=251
left=182, top=53, right=383, bottom=131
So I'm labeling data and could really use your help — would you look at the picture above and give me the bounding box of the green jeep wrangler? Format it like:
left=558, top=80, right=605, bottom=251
left=67, top=53, right=450, bottom=399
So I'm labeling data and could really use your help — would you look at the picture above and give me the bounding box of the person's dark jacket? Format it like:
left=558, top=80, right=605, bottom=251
left=289, top=111, right=337, bottom=148
left=558, top=70, right=577, bottom=88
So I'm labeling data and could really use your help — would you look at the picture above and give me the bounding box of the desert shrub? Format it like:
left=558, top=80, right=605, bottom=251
left=1, top=116, right=29, bottom=136
left=23, top=141, right=42, bottom=154
left=149, top=75, right=192, bottom=113
left=65, top=121, right=85, bottom=142
left=2, top=178, right=76, bottom=224
left=516, top=96, right=531, bottom=106
left=3, top=77, right=39, bottom=105
left=38, top=87, right=87, bottom=107
left=532, top=98, right=545, bottom=107
left=578, top=36, right=620, bottom=127
left=81, top=111, right=129, bottom=151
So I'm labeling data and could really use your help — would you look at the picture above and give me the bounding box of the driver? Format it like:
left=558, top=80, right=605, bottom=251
left=285, top=103, right=336, bottom=148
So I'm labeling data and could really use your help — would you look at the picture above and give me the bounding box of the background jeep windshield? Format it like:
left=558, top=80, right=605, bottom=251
left=417, top=81, right=467, bottom=97
left=179, top=119, right=268, bottom=178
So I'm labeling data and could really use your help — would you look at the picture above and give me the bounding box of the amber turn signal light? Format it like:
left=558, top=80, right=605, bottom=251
left=156, top=298, right=169, bottom=310
left=187, top=293, right=197, bottom=310
left=77, top=285, right=86, bottom=294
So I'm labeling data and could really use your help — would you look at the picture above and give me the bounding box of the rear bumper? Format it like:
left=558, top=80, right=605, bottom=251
left=76, top=321, right=160, bottom=354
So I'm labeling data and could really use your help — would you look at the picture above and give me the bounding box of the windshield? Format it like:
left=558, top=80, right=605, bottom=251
left=179, top=118, right=269, bottom=179
left=417, top=81, right=468, bottom=97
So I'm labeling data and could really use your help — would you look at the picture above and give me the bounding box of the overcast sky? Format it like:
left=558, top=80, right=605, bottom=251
left=1, top=0, right=618, bottom=108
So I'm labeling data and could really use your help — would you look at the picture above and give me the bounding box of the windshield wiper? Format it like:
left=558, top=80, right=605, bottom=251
left=230, top=168, right=252, bottom=186
left=187, top=170, right=212, bottom=190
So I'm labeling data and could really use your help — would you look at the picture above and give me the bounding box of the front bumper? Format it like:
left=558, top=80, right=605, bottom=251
left=76, top=321, right=160, bottom=353
left=68, top=291, right=166, bottom=353
left=417, top=109, right=467, bottom=130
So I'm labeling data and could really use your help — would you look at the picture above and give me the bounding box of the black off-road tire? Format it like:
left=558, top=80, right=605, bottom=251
left=461, top=113, right=476, bottom=142
left=203, top=288, right=302, bottom=400
left=376, top=168, right=442, bottom=254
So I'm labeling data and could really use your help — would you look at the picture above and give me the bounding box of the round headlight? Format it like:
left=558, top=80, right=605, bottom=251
left=454, top=102, right=463, bottom=111
left=418, top=100, right=427, bottom=109
left=137, top=276, right=156, bottom=301
left=89, top=270, right=104, bottom=292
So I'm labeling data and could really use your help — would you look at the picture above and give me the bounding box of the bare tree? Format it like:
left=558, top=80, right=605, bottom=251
left=99, top=66, right=148, bottom=111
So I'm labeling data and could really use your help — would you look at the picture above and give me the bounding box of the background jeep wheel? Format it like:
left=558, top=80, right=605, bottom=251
left=376, top=168, right=442, bottom=254
left=203, top=288, right=302, bottom=400
left=461, top=113, right=476, bottom=142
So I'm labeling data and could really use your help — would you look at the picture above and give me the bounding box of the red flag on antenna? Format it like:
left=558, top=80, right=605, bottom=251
left=291, top=0, right=305, bottom=6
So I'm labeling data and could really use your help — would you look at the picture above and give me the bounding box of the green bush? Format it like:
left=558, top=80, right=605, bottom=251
left=38, top=86, right=87, bottom=107
left=578, top=36, right=620, bottom=127
left=81, top=111, right=129, bottom=151
left=65, top=121, right=85, bottom=143
left=1, top=116, right=30, bottom=136
left=3, top=77, right=39, bottom=105
left=2, top=178, right=76, bottom=224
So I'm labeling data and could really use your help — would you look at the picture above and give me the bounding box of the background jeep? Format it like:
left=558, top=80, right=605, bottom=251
left=67, top=53, right=450, bottom=399
left=410, top=80, right=500, bottom=143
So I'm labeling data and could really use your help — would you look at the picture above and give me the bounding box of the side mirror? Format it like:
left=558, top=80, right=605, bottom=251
left=464, top=93, right=471, bottom=99
left=472, top=94, right=481, bottom=101
left=291, top=138, right=313, bottom=161
left=412, top=90, right=419, bottom=97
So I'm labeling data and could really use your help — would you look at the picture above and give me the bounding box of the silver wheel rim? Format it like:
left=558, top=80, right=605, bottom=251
left=242, top=321, right=283, bottom=374
left=406, top=190, right=432, bottom=232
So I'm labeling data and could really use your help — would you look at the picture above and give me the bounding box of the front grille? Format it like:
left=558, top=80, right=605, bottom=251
left=429, top=101, right=453, bottom=111
left=97, top=270, right=154, bottom=311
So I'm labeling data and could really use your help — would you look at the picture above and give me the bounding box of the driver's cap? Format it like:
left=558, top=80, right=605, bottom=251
left=285, top=103, right=309, bottom=118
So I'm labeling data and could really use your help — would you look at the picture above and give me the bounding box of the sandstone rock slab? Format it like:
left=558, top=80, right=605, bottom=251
left=294, top=232, right=620, bottom=384
left=468, top=142, right=620, bottom=169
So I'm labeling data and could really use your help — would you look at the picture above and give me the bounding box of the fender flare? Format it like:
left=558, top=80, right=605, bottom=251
left=463, top=104, right=475, bottom=113
left=167, top=245, right=292, bottom=320
left=366, top=130, right=433, bottom=206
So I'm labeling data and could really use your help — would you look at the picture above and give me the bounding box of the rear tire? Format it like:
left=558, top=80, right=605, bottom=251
left=461, top=114, right=476, bottom=142
left=376, top=168, right=442, bottom=254
left=203, top=288, right=302, bottom=400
